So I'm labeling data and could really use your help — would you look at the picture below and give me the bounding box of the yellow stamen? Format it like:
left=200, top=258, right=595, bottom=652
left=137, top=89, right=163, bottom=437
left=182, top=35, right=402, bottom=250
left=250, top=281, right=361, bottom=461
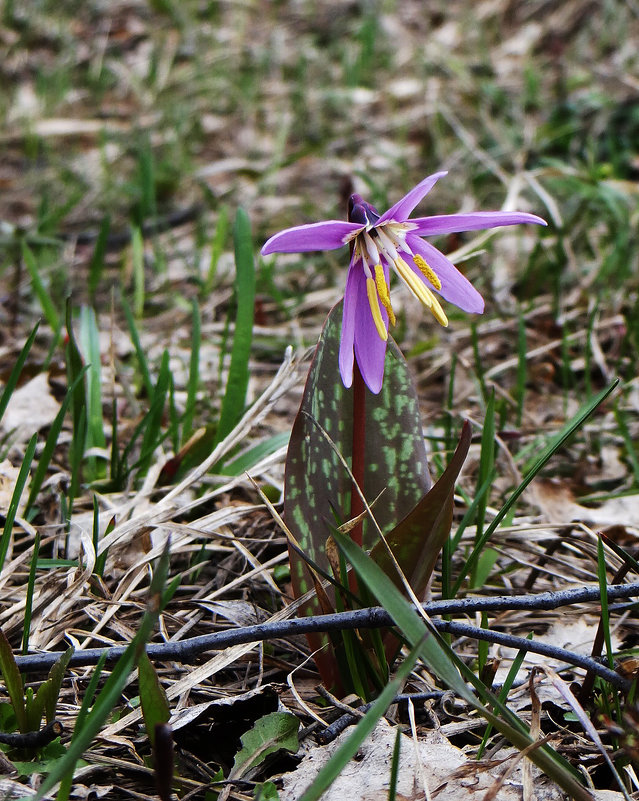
left=394, top=257, right=433, bottom=307
left=394, top=257, right=448, bottom=327
left=374, top=264, right=396, bottom=326
left=366, top=277, right=388, bottom=341
left=412, top=254, right=442, bottom=290
left=428, top=292, right=448, bottom=327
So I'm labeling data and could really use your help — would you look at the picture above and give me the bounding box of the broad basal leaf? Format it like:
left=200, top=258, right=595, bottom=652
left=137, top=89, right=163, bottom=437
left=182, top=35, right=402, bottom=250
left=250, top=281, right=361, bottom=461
left=370, top=420, right=471, bottom=598
left=285, top=300, right=431, bottom=597
left=284, top=301, right=431, bottom=690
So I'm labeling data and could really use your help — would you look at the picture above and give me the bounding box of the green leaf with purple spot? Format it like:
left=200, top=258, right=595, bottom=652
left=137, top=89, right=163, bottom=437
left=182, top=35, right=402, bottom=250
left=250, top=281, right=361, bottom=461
left=284, top=301, right=431, bottom=598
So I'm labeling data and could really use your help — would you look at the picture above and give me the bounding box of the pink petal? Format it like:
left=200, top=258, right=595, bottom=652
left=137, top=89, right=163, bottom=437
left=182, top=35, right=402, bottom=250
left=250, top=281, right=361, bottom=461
left=338, top=261, right=361, bottom=389
left=407, top=235, right=484, bottom=314
left=261, top=221, right=362, bottom=255
left=411, top=210, right=547, bottom=236
left=353, top=269, right=388, bottom=394
left=377, top=171, right=448, bottom=224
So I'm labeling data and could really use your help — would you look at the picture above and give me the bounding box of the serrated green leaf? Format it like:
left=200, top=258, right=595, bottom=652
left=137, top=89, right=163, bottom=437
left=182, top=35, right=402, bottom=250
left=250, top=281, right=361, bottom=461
left=230, top=712, right=299, bottom=781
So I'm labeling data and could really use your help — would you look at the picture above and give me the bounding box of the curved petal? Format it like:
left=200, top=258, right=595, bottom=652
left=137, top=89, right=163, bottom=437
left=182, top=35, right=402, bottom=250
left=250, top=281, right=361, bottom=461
left=377, top=171, right=448, bottom=224
left=411, top=210, right=547, bottom=236
left=353, top=269, right=388, bottom=394
left=408, top=235, right=484, bottom=314
left=338, top=261, right=361, bottom=388
left=261, top=221, right=363, bottom=255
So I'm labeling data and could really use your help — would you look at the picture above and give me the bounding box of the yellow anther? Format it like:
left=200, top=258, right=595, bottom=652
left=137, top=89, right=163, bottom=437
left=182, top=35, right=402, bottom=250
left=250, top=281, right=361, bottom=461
left=394, top=257, right=449, bottom=328
left=366, top=277, right=388, bottom=341
left=374, top=265, right=396, bottom=326
left=394, top=257, right=433, bottom=308
left=427, top=291, right=448, bottom=327
left=412, top=254, right=442, bottom=290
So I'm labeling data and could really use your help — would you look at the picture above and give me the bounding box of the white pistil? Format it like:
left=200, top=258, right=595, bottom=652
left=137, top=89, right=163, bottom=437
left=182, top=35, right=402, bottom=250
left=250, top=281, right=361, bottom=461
left=363, top=232, right=380, bottom=265
left=375, top=226, right=400, bottom=263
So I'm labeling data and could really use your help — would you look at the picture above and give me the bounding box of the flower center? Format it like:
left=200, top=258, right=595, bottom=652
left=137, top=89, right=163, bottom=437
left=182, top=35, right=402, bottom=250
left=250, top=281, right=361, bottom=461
left=354, top=220, right=448, bottom=340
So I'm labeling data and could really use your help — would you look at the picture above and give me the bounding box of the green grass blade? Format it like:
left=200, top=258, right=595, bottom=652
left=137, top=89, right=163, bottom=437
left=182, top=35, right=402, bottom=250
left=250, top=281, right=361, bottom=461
left=21, top=242, right=60, bottom=334
left=298, top=638, right=422, bottom=801
left=0, top=627, right=27, bottom=732
left=387, top=726, right=401, bottom=801
left=471, top=322, right=488, bottom=404
left=477, top=636, right=531, bottom=759
left=21, top=532, right=40, bottom=656
left=109, top=398, right=121, bottom=486
left=38, top=647, right=74, bottom=725
left=36, top=543, right=170, bottom=800
left=597, top=538, right=614, bottom=670
left=138, top=651, right=170, bottom=748
left=92, top=495, right=108, bottom=578
left=204, top=205, right=229, bottom=293
left=220, top=431, right=289, bottom=476
left=182, top=299, right=201, bottom=439
left=88, top=215, right=110, bottom=303
left=79, top=306, right=107, bottom=481
left=0, top=432, right=37, bottom=573
left=122, top=297, right=154, bottom=399
left=515, top=314, right=527, bottom=426
left=334, top=532, right=592, bottom=801
left=215, top=207, right=255, bottom=445
left=0, top=321, right=40, bottom=427
left=614, top=405, right=639, bottom=486
left=470, top=390, right=495, bottom=587
left=132, top=226, right=145, bottom=318
left=56, top=651, right=107, bottom=801
left=25, top=367, right=89, bottom=517
left=452, top=379, right=619, bottom=595
left=136, top=349, right=170, bottom=477
left=66, top=301, right=88, bottom=511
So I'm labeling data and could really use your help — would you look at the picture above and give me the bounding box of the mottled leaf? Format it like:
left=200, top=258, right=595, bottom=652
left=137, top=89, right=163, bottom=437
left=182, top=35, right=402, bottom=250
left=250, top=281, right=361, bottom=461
left=284, top=301, right=431, bottom=689
left=370, top=420, right=471, bottom=598
left=285, top=300, right=431, bottom=597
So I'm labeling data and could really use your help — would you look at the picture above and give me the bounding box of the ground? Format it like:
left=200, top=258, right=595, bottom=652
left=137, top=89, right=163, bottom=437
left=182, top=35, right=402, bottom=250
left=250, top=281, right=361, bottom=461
left=1, top=0, right=639, bottom=798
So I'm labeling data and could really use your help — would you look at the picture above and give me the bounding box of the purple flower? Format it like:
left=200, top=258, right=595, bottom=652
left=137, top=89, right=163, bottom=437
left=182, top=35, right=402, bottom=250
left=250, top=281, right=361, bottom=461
left=261, top=171, right=546, bottom=393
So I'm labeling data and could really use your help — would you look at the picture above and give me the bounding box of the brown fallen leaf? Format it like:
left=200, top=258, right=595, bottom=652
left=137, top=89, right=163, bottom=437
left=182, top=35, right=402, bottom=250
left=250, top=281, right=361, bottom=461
left=280, top=719, right=564, bottom=801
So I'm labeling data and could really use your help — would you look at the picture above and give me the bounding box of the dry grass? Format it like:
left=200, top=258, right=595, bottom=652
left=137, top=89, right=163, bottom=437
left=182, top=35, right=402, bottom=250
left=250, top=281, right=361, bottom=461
left=1, top=0, right=639, bottom=798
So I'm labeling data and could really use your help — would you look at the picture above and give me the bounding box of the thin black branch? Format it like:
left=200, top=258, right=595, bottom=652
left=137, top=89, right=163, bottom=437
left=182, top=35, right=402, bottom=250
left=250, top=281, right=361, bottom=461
left=431, top=620, right=630, bottom=691
left=12, top=582, right=639, bottom=680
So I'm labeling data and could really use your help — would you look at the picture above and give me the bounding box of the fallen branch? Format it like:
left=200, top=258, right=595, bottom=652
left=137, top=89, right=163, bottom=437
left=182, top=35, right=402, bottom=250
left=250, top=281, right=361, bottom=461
left=12, top=582, right=639, bottom=683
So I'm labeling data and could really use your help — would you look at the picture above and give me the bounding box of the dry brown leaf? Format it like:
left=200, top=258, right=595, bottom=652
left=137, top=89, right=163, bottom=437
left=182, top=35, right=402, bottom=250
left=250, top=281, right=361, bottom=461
left=531, top=480, right=639, bottom=529
left=0, top=372, right=61, bottom=445
left=280, top=720, right=564, bottom=801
